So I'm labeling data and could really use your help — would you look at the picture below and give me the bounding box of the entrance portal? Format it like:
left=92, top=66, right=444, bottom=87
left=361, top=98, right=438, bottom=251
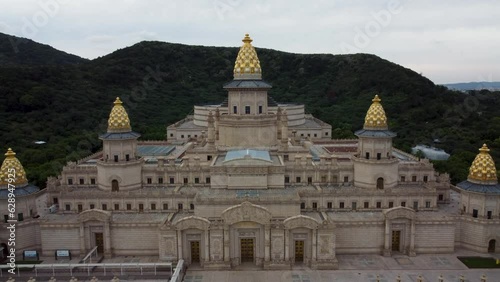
left=190, top=241, right=200, bottom=263
left=488, top=239, right=496, bottom=253
left=391, top=230, right=401, bottom=252
left=95, top=233, right=104, bottom=254
left=295, top=240, right=304, bottom=263
left=240, top=238, right=254, bottom=263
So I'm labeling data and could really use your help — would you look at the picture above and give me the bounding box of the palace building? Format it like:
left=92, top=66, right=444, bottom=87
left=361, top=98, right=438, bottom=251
left=0, top=34, right=498, bottom=269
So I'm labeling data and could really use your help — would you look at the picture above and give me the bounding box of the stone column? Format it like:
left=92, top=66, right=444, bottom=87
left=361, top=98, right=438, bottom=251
left=79, top=223, right=86, bottom=257
left=204, top=229, right=210, bottom=262
left=409, top=220, right=416, bottom=256
left=104, top=222, right=112, bottom=258
left=223, top=225, right=230, bottom=262
left=284, top=229, right=290, bottom=262
left=383, top=219, right=391, bottom=256
left=264, top=225, right=270, bottom=262
left=177, top=230, right=183, bottom=260
left=311, top=229, right=317, bottom=263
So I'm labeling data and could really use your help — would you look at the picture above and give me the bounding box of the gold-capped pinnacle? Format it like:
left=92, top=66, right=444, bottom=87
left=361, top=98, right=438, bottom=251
left=467, top=143, right=498, bottom=184
left=107, top=97, right=132, bottom=133
left=363, top=94, right=388, bottom=130
left=114, top=97, right=123, bottom=105
left=0, top=148, right=28, bottom=186
left=242, top=34, right=253, bottom=43
left=5, top=148, right=16, bottom=158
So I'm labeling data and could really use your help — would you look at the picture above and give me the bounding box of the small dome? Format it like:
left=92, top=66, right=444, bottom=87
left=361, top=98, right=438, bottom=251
left=363, top=95, right=388, bottom=130
left=107, top=97, right=132, bottom=133
left=0, top=148, right=28, bottom=187
left=468, top=144, right=498, bottom=184
left=233, top=34, right=262, bottom=80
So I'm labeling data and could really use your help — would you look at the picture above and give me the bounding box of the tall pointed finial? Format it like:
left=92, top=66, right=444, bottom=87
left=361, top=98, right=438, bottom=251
left=467, top=144, right=497, bottom=184
left=0, top=148, right=28, bottom=186
left=234, top=33, right=262, bottom=80
left=363, top=95, right=388, bottom=130
left=107, top=97, right=132, bottom=133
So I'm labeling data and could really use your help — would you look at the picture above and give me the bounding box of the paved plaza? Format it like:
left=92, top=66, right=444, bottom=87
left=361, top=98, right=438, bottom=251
left=185, top=249, right=500, bottom=282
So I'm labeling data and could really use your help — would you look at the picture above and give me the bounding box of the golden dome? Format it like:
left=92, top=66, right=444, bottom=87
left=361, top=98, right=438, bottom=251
left=0, top=148, right=28, bottom=186
left=363, top=95, right=388, bottom=130
left=107, top=97, right=132, bottom=133
left=468, top=144, right=498, bottom=184
left=234, top=34, right=262, bottom=80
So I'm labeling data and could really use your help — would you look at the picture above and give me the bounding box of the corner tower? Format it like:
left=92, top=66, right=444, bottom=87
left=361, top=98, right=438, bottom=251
left=217, top=34, right=278, bottom=147
left=353, top=95, right=398, bottom=189
left=96, top=97, right=143, bottom=191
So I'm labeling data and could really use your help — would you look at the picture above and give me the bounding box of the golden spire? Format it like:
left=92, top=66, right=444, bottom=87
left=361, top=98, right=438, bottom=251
left=234, top=34, right=262, bottom=80
left=363, top=95, right=388, bottom=130
left=0, top=148, right=28, bottom=186
left=107, top=97, right=132, bottom=133
left=468, top=144, right=498, bottom=184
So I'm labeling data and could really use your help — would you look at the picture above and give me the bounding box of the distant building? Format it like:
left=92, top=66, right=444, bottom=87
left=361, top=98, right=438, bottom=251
left=412, top=145, right=450, bottom=160
left=0, top=34, right=498, bottom=270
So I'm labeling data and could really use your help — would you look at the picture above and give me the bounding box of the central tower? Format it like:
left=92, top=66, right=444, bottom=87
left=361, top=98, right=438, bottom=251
left=217, top=34, right=278, bottom=148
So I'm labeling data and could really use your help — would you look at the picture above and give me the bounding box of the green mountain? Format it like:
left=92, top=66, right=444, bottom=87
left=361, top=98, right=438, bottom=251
left=0, top=34, right=499, bottom=187
left=0, top=32, right=87, bottom=65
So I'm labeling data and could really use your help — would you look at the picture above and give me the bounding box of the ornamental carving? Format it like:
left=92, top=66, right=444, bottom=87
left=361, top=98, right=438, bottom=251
left=283, top=215, right=319, bottom=230
left=78, top=209, right=111, bottom=223
left=211, top=237, right=222, bottom=260
left=163, top=237, right=176, bottom=257
left=272, top=237, right=283, bottom=254
left=221, top=201, right=272, bottom=225
left=383, top=207, right=416, bottom=220
left=174, top=216, right=210, bottom=230
left=319, top=235, right=330, bottom=255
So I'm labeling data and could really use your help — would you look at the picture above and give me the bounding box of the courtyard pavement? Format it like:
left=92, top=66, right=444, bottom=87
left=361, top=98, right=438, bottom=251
left=185, top=249, right=500, bottom=282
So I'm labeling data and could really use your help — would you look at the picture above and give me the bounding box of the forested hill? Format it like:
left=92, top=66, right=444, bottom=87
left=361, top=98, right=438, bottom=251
left=0, top=33, right=499, bottom=187
left=0, top=32, right=87, bottom=65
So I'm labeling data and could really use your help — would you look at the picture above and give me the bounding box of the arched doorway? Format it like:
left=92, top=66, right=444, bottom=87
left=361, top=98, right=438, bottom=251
left=377, top=177, right=384, bottom=189
left=111, top=180, right=119, bottom=192
left=488, top=239, right=496, bottom=253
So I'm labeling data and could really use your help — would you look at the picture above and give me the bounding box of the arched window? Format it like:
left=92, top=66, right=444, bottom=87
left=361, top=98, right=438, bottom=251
left=111, top=180, right=119, bottom=192
left=377, top=177, right=384, bottom=190
left=488, top=239, right=496, bottom=253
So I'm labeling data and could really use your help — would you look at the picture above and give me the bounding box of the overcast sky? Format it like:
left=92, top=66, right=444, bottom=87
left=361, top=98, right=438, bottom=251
left=1, top=0, right=499, bottom=84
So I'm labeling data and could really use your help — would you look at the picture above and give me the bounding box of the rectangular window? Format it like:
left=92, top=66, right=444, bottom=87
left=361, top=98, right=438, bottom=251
left=78, top=204, right=83, bottom=212
left=178, top=203, right=183, bottom=210
left=18, top=213, right=23, bottom=221
left=472, top=209, right=478, bottom=218
left=258, top=105, right=263, bottom=114
left=307, top=177, right=312, bottom=184
left=158, top=177, right=163, bottom=184
left=400, top=176, right=405, bottom=182
left=65, top=204, right=70, bottom=211
left=207, top=155, right=212, bottom=161
left=151, top=203, right=156, bottom=210
left=364, top=202, right=369, bottom=209
left=233, top=105, right=237, bottom=114
left=438, top=194, right=444, bottom=201
left=139, top=204, right=144, bottom=212
left=284, top=155, right=289, bottom=161
left=91, top=178, right=96, bottom=185
left=327, top=202, right=333, bottom=209
left=365, top=152, right=370, bottom=159
left=126, top=154, right=130, bottom=161
left=190, top=204, right=195, bottom=210
left=245, top=105, right=250, bottom=114
left=90, top=204, right=95, bottom=209
left=401, top=201, right=406, bottom=207
left=296, top=176, right=301, bottom=183
left=79, top=178, right=84, bottom=185
left=340, top=202, right=345, bottom=209
left=183, top=178, right=188, bottom=184
left=195, top=177, right=200, bottom=184
left=114, top=204, right=119, bottom=210
left=321, top=176, right=326, bottom=182
left=312, top=202, right=317, bottom=210
left=300, top=202, right=305, bottom=209
left=285, top=176, right=290, bottom=183
left=352, top=202, right=357, bottom=210
left=423, top=175, right=428, bottom=182
left=487, top=211, right=492, bottom=219
left=314, top=133, right=317, bottom=137
left=206, top=177, right=211, bottom=184
left=413, top=201, right=418, bottom=211
left=412, top=175, right=417, bottom=182
left=114, top=155, right=118, bottom=162
left=377, top=153, right=381, bottom=160
left=376, top=201, right=382, bottom=208
left=425, top=201, right=431, bottom=208
left=4, top=215, right=8, bottom=223
left=389, top=201, right=394, bottom=208
left=344, top=176, right=349, bottom=183
left=68, top=179, right=73, bottom=185
left=147, top=178, right=152, bottom=184
left=163, top=203, right=168, bottom=210
left=170, top=177, right=175, bottom=184
left=127, top=204, right=132, bottom=210
left=102, top=204, right=107, bottom=210
left=181, top=135, right=184, bottom=138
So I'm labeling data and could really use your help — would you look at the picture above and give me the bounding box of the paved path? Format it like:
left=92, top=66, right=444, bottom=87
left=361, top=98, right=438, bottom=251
left=185, top=250, right=500, bottom=282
